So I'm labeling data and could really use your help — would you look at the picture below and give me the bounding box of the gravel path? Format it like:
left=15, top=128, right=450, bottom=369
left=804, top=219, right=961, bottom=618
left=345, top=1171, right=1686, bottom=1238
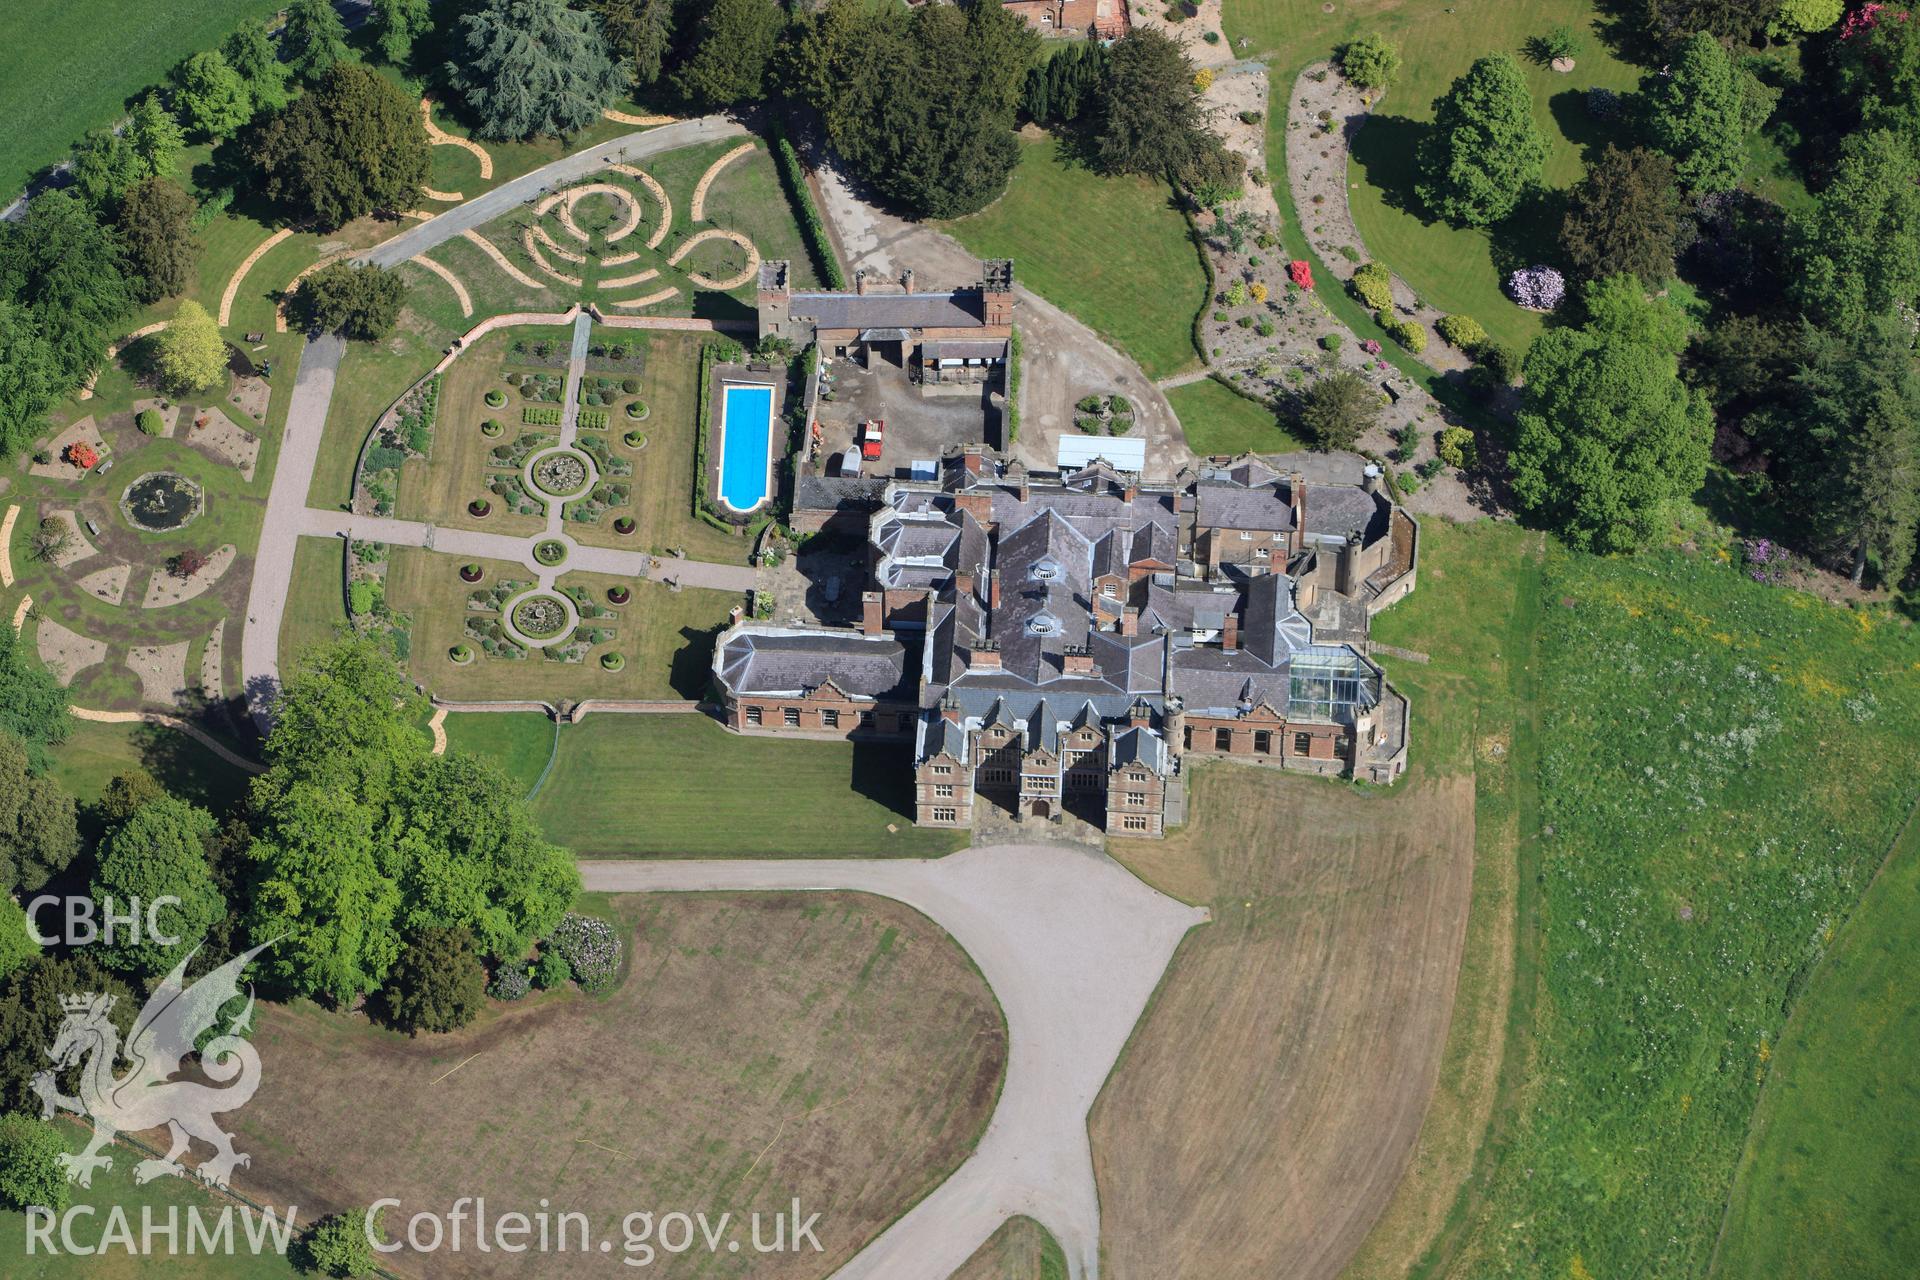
left=582, top=842, right=1209, bottom=1280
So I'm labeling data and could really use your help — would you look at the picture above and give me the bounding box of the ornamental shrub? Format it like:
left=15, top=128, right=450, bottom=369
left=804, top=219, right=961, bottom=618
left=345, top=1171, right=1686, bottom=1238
left=621, top=377, right=639, bottom=394
left=302, top=1209, right=379, bottom=1277
left=1435, top=314, right=1487, bottom=349
left=136, top=409, right=163, bottom=435
left=548, top=913, right=621, bottom=991
left=347, top=580, right=374, bottom=615
left=488, top=965, right=531, bottom=1000
left=1350, top=261, right=1393, bottom=310
left=1379, top=312, right=1428, bottom=353
left=1507, top=264, right=1565, bottom=310
left=0, top=1115, right=68, bottom=1212
left=1339, top=33, right=1401, bottom=90
left=535, top=948, right=572, bottom=989
left=1436, top=425, right=1477, bottom=469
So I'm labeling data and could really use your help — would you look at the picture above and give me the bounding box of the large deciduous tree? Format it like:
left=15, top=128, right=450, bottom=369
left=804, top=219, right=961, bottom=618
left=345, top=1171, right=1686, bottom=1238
left=373, top=0, right=434, bottom=66
left=0, top=193, right=136, bottom=401
left=174, top=51, right=252, bottom=141
left=1508, top=276, right=1712, bottom=552
left=222, top=19, right=293, bottom=115
left=442, top=0, right=626, bottom=140
left=1415, top=53, right=1546, bottom=227
left=0, top=1116, right=69, bottom=1213
left=673, top=0, right=785, bottom=108
left=1561, top=145, right=1681, bottom=285
left=1644, top=32, right=1745, bottom=195
left=788, top=0, right=1035, bottom=219
left=152, top=300, right=228, bottom=394
left=0, top=733, right=79, bottom=897
left=247, top=640, right=579, bottom=1005
left=127, top=94, right=186, bottom=181
left=115, top=177, right=199, bottom=304
left=249, top=63, right=429, bottom=229
left=91, top=796, right=226, bottom=978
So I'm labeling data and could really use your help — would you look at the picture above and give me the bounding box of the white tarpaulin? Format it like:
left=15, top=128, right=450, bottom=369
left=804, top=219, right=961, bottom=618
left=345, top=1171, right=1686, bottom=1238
left=1056, top=435, right=1147, bottom=472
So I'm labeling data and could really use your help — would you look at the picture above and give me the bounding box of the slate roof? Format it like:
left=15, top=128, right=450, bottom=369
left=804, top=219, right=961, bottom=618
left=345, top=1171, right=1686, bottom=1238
left=715, top=628, right=910, bottom=700
left=789, top=291, right=985, bottom=331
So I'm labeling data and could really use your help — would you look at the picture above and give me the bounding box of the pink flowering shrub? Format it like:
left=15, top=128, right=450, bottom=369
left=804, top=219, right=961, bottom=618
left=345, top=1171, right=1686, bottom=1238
left=1507, top=265, right=1565, bottom=311
left=1360, top=338, right=1382, bottom=355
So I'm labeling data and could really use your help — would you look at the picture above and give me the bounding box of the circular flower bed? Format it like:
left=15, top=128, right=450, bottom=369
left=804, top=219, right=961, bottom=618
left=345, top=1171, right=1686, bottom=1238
left=481, top=419, right=504, bottom=438
left=612, top=516, right=636, bottom=536
left=469, top=499, right=491, bottom=518
left=623, top=430, right=647, bottom=449
left=607, top=585, right=631, bottom=605
left=600, top=652, right=625, bottom=671
left=484, top=389, right=507, bottom=408
left=511, top=593, right=570, bottom=640
left=121, top=472, right=204, bottom=532
left=459, top=563, right=483, bottom=582
left=530, top=450, right=590, bottom=498
left=533, top=539, right=567, bottom=566
left=624, top=400, right=648, bottom=420
left=449, top=644, right=474, bottom=664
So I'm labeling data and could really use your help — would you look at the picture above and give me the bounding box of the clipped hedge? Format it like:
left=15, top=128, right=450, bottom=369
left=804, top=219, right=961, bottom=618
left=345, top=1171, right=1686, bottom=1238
left=523, top=405, right=562, bottom=426
left=769, top=125, right=847, bottom=291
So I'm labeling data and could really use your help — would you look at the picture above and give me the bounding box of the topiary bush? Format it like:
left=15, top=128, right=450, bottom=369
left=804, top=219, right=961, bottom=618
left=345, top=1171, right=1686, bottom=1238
left=1436, top=425, right=1478, bottom=469
left=485, top=389, right=506, bottom=408
left=548, top=913, right=621, bottom=992
left=621, top=377, right=640, bottom=394
left=1435, top=314, right=1487, bottom=350
left=136, top=409, right=163, bottom=435
left=1350, top=261, right=1394, bottom=310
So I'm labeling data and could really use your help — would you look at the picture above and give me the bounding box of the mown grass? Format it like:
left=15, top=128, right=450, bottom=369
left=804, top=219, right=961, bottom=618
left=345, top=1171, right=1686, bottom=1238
left=0, top=0, right=280, bottom=200
left=276, top=537, right=347, bottom=673
left=532, top=714, right=965, bottom=857
left=1167, top=376, right=1305, bottom=457
left=1445, top=533, right=1920, bottom=1277
left=1712, top=806, right=1920, bottom=1280
left=442, top=710, right=557, bottom=799
left=944, top=138, right=1205, bottom=381
left=44, top=718, right=253, bottom=820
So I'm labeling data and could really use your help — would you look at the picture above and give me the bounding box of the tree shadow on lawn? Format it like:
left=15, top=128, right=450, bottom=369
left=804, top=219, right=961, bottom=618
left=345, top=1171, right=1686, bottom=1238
left=1547, top=88, right=1634, bottom=172
left=1347, top=115, right=1428, bottom=220
left=1485, top=185, right=1570, bottom=289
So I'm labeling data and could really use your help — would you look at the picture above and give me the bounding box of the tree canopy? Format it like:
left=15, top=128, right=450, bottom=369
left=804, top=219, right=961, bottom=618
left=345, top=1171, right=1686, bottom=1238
left=1509, top=277, right=1712, bottom=552
left=373, top=0, right=434, bottom=66
left=1338, top=34, right=1401, bottom=90
left=1788, top=129, right=1920, bottom=339
left=1644, top=32, right=1746, bottom=195
left=0, top=953, right=133, bottom=1115
left=381, top=926, right=486, bottom=1034
left=788, top=0, right=1036, bottom=220
left=247, top=640, right=578, bottom=1004
left=584, top=0, right=678, bottom=89
left=222, top=19, right=293, bottom=115
left=116, top=177, right=200, bottom=304
left=674, top=0, right=785, bottom=108
left=0, top=733, right=79, bottom=898
left=174, top=50, right=252, bottom=141
left=1560, top=145, right=1680, bottom=286
left=294, top=262, right=409, bottom=341
left=0, top=597, right=72, bottom=764
left=442, top=0, right=627, bottom=141
left=0, top=1116, right=69, bottom=1213
left=1415, top=53, right=1546, bottom=227
left=249, top=63, right=430, bottom=229
left=91, top=796, right=226, bottom=977
left=1094, top=28, right=1214, bottom=179
left=0, top=193, right=137, bottom=397
left=282, top=0, right=351, bottom=81
left=1297, top=370, right=1380, bottom=452
left=152, top=300, right=228, bottom=394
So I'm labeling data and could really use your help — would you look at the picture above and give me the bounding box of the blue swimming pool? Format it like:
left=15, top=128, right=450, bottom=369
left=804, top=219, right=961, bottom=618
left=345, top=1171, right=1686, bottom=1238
left=717, top=383, right=776, bottom=513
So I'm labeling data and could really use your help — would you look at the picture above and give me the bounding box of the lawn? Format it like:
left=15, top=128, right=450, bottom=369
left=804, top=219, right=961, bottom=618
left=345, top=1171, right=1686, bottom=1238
left=945, top=138, right=1205, bottom=382
left=1437, top=535, right=1920, bottom=1278
left=442, top=710, right=557, bottom=798
left=226, top=891, right=1005, bottom=1278
left=1166, top=376, right=1304, bottom=457
left=45, top=718, right=254, bottom=821
left=530, top=714, right=965, bottom=857
left=1094, top=519, right=1540, bottom=1280
left=276, top=537, right=347, bottom=673
left=0, top=1121, right=299, bottom=1279
left=952, top=1216, right=1067, bottom=1280
left=1711, top=808, right=1920, bottom=1280
left=0, top=0, right=279, bottom=200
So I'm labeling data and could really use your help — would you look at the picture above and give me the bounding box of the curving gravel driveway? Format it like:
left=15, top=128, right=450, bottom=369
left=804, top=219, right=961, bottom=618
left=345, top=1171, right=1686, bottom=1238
left=581, top=842, right=1208, bottom=1280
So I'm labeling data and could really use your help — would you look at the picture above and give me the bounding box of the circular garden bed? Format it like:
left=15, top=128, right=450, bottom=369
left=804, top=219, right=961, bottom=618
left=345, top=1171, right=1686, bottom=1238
left=460, top=563, right=483, bottom=583
left=612, top=516, right=636, bottom=536
left=533, top=539, right=568, bottom=567
left=481, top=419, right=504, bottom=438
left=607, top=585, right=631, bottom=605
left=449, top=644, right=475, bottom=665
left=624, top=400, right=648, bottom=420
left=121, top=472, right=204, bottom=532
left=469, top=499, right=492, bottom=518
left=509, top=592, right=573, bottom=642
left=600, top=652, right=625, bottom=672
left=485, top=389, right=507, bottom=408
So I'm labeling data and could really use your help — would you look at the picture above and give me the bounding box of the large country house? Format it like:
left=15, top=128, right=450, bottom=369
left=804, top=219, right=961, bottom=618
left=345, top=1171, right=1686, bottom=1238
left=711, top=448, right=1418, bottom=837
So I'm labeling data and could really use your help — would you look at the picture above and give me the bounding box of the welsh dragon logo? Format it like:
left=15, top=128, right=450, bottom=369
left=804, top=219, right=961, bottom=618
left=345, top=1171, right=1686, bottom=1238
left=31, top=941, right=273, bottom=1189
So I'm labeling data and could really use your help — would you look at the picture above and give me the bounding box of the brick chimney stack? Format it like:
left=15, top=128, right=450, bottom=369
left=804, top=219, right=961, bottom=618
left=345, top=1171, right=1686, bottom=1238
left=1122, top=477, right=1138, bottom=503
left=940, top=697, right=962, bottom=724
left=1064, top=647, right=1094, bottom=675
left=971, top=642, right=1001, bottom=669
left=862, top=591, right=884, bottom=636
left=1120, top=608, right=1138, bottom=637
left=954, top=569, right=976, bottom=600
left=1129, top=697, right=1152, bottom=729
left=989, top=570, right=1002, bottom=610
left=1222, top=611, right=1239, bottom=652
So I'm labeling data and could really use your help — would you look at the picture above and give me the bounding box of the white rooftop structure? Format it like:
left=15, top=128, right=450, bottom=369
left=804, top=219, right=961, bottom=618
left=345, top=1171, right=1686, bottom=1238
left=1056, top=435, right=1146, bottom=473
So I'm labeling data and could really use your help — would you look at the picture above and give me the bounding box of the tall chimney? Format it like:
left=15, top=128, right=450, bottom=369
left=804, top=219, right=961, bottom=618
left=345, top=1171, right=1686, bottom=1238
left=1120, top=608, right=1138, bottom=637
left=1122, top=477, right=1138, bottom=503
left=971, top=642, right=1001, bottom=669
left=1064, top=647, right=1094, bottom=674
left=989, top=570, right=1002, bottom=610
left=1289, top=474, right=1306, bottom=552
left=862, top=591, right=884, bottom=636
left=954, top=569, right=976, bottom=600
left=1222, top=611, right=1239, bottom=652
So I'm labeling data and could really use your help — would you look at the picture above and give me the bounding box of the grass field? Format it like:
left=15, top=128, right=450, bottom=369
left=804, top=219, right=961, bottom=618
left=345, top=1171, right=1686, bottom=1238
left=951, top=1216, right=1067, bottom=1280
left=946, top=139, right=1205, bottom=381
left=526, top=715, right=964, bottom=857
left=277, top=538, right=348, bottom=674
left=227, top=891, right=1005, bottom=1278
left=442, top=711, right=557, bottom=798
left=1166, top=376, right=1304, bottom=457
left=45, top=718, right=253, bottom=821
left=0, top=0, right=280, bottom=200
left=0, top=1120, right=299, bottom=1278
left=1438, top=532, right=1920, bottom=1278
left=1712, top=808, right=1920, bottom=1280
left=1095, top=519, right=1538, bottom=1280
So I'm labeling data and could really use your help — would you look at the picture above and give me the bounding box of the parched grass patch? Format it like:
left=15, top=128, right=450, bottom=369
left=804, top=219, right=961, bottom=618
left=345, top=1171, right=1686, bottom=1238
left=1448, top=537, right=1920, bottom=1277
left=533, top=715, right=965, bottom=857
left=951, top=1215, right=1068, bottom=1280
left=228, top=891, right=1005, bottom=1279
left=945, top=139, right=1205, bottom=381
left=1167, top=376, right=1304, bottom=458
